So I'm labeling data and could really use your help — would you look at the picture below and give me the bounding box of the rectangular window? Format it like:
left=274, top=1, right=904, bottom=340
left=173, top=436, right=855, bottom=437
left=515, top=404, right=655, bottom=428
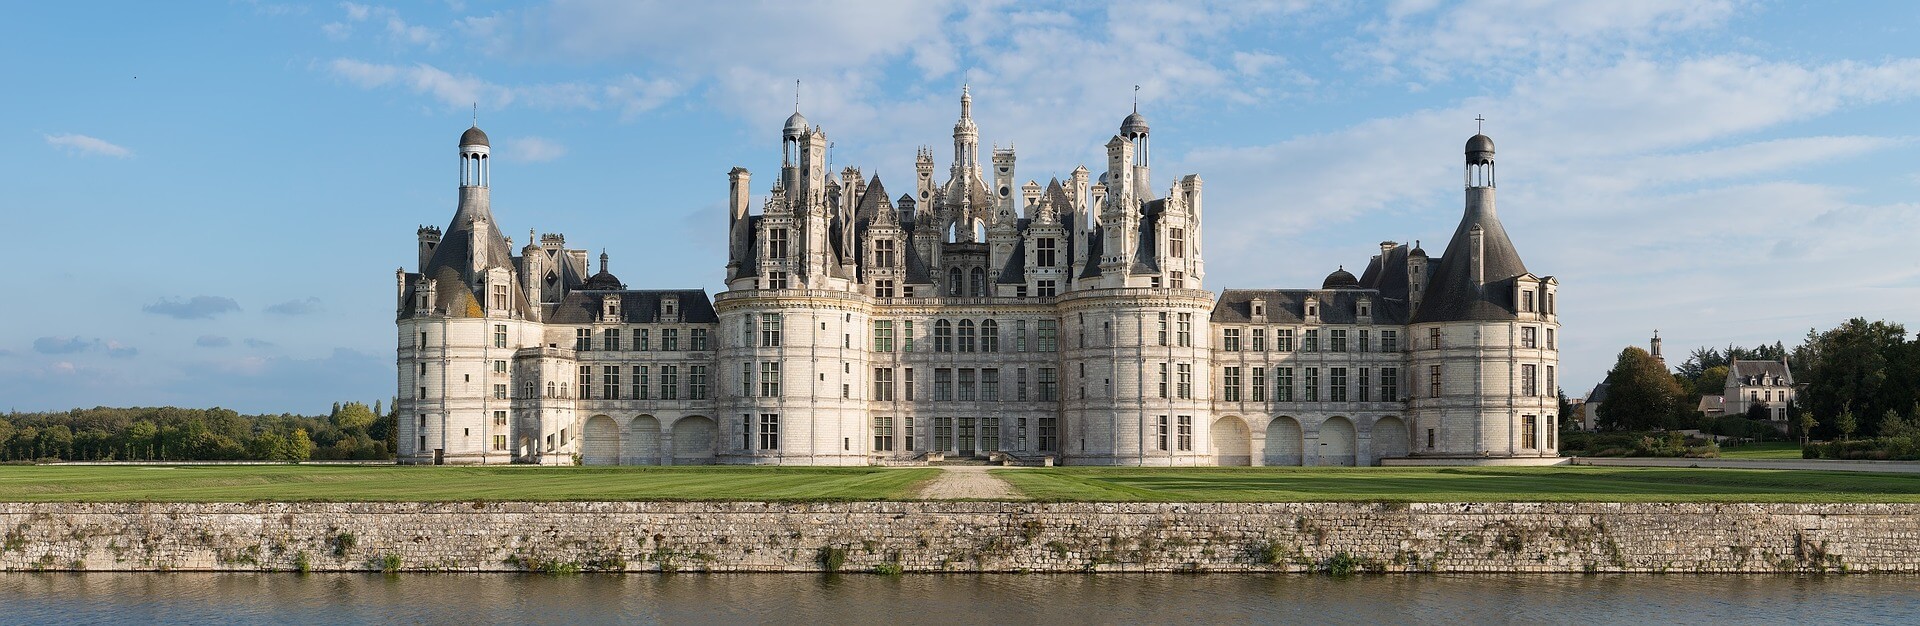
left=579, top=365, right=592, bottom=399
left=934, top=321, right=953, bottom=352
left=759, top=414, right=780, bottom=450
left=492, top=434, right=507, bottom=451
left=660, top=365, right=679, bottom=400
left=1277, top=367, right=1294, bottom=402
left=636, top=328, right=650, bottom=351
left=1358, top=368, right=1370, bottom=402
left=904, top=367, right=914, bottom=400
left=1177, top=313, right=1192, bottom=347
left=1329, top=367, right=1347, bottom=402
left=491, top=283, right=507, bottom=310
left=494, top=324, right=507, bottom=348
left=1156, top=415, right=1169, bottom=451
left=1277, top=328, right=1295, bottom=352
left=1252, top=328, right=1266, bottom=352
left=1038, top=368, right=1058, bottom=401
left=493, top=360, right=508, bottom=375
left=1304, top=367, right=1319, bottom=402
left=1382, top=330, right=1399, bottom=353
left=1522, top=326, right=1538, bottom=349
left=1157, top=313, right=1169, bottom=346
left=905, top=416, right=916, bottom=451
left=632, top=366, right=650, bottom=400
left=1223, top=366, right=1241, bottom=402
left=982, top=368, right=1000, bottom=402
left=875, top=279, right=895, bottom=298
left=760, top=313, right=782, bottom=347
left=1036, top=237, right=1057, bottom=267
left=1546, top=328, right=1555, bottom=350
left=1016, top=367, right=1030, bottom=401
left=1427, top=428, right=1435, bottom=450
left=493, top=384, right=507, bottom=400
left=601, top=365, right=620, bottom=400
left=1016, top=320, right=1029, bottom=352
left=1158, top=363, right=1169, bottom=399
left=934, top=417, right=953, bottom=452
left=1304, top=329, right=1319, bottom=352
left=768, top=228, right=789, bottom=260
left=1359, top=330, right=1370, bottom=353
left=1222, top=328, right=1241, bottom=352
left=740, top=362, right=752, bottom=397
left=1038, top=417, right=1057, bottom=451
left=692, top=328, right=709, bottom=351
left=1038, top=320, right=1058, bottom=352
left=1429, top=327, right=1441, bottom=350
left=605, top=328, right=621, bottom=351
left=981, top=417, right=1000, bottom=453
left=874, top=367, right=894, bottom=401
left=1176, top=415, right=1193, bottom=451
left=1252, top=366, right=1266, bottom=402
left=689, top=365, right=708, bottom=400
left=900, top=320, right=914, bottom=352
left=959, top=368, right=977, bottom=401
left=936, top=368, right=954, bottom=401
left=1176, top=363, right=1193, bottom=399
left=874, top=239, right=896, bottom=268
left=1522, top=364, right=1538, bottom=396
left=1330, top=329, right=1347, bottom=352
left=1169, top=270, right=1185, bottom=289
left=1546, top=366, right=1556, bottom=398
left=575, top=328, right=591, bottom=352
left=874, top=416, right=894, bottom=451
left=1382, top=367, right=1399, bottom=402
left=761, top=361, right=781, bottom=397
left=1169, top=228, right=1186, bottom=259
left=741, top=415, right=751, bottom=450
left=1522, top=415, right=1538, bottom=449
left=1523, top=290, right=1535, bottom=313
left=1429, top=364, right=1442, bottom=398
left=874, top=320, right=894, bottom=352
left=1037, top=280, right=1056, bottom=297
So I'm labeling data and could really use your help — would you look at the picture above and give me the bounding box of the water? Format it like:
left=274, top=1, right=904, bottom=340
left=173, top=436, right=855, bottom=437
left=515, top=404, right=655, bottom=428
left=1, top=573, right=1914, bottom=625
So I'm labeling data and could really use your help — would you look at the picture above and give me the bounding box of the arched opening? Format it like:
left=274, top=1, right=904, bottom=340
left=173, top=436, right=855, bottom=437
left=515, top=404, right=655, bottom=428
left=1211, top=416, right=1251, bottom=466
left=972, top=219, right=987, bottom=242
left=581, top=415, right=620, bottom=466
left=627, top=415, right=661, bottom=465
left=946, top=221, right=958, bottom=243
left=948, top=267, right=963, bottom=296
left=1372, top=416, right=1409, bottom=463
left=969, top=267, right=986, bottom=296
left=673, top=415, right=717, bottom=465
left=1318, top=416, right=1356, bottom=467
left=1265, top=416, right=1303, bottom=466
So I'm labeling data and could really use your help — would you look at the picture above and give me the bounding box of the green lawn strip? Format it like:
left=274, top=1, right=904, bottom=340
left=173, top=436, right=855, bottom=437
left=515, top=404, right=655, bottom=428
left=0, top=466, right=940, bottom=502
left=993, top=466, right=1920, bottom=503
left=1715, top=442, right=1806, bottom=460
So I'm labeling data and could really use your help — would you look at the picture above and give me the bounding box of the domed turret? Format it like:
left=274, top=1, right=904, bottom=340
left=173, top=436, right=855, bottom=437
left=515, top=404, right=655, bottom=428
left=1121, top=111, right=1149, bottom=139
left=1465, top=133, right=1494, bottom=155
left=783, top=112, right=809, bottom=139
left=460, top=125, right=490, bottom=148
left=1322, top=266, right=1360, bottom=289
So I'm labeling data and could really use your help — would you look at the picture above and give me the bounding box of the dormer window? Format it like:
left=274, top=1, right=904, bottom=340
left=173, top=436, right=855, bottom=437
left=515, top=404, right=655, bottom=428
left=1250, top=299, right=1266, bottom=320
left=1522, top=290, right=1536, bottom=313
left=662, top=296, right=679, bottom=321
left=602, top=296, right=620, bottom=320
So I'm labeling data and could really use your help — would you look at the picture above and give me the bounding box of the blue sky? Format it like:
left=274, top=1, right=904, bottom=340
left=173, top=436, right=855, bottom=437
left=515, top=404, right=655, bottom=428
left=4, top=1, right=1919, bottom=414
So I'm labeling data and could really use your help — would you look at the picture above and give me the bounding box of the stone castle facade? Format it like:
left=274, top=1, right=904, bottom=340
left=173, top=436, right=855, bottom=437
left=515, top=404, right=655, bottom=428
left=394, top=90, right=1561, bottom=466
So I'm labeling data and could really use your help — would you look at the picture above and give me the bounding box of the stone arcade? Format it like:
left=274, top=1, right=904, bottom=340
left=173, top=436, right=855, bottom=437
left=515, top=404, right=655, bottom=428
left=394, top=91, right=1561, bottom=466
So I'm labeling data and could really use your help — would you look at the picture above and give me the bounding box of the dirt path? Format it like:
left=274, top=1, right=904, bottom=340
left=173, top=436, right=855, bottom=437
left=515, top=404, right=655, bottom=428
left=915, top=465, right=1025, bottom=500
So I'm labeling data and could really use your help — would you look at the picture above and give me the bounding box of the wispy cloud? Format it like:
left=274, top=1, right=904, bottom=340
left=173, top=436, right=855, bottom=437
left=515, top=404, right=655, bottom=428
left=265, top=297, right=325, bottom=315
left=44, top=133, right=132, bottom=158
left=142, top=296, right=241, bottom=320
left=505, top=136, right=566, bottom=162
left=195, top=335, right=233, bottom=348
left=32, top=336, right=137, bottom=358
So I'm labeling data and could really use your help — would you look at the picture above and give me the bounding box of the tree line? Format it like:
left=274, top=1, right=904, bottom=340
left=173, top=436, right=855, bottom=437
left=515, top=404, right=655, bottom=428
left=1592, top=318, right=1920, bottom=442
left=0, top=402, right=395, bottom=462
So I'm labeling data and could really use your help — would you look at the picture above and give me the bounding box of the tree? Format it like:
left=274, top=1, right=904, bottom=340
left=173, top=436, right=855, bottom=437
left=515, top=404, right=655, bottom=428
left=1745, top=401, right=1771, bottom=422
left=1695, top=365, right=1729, bottom=399
left=283, top=428, right=314, bottom=462
left=332, top=402, right=377, bottom=431
left=1836, top=407, right=1858, bottom=442
left=1596, top=347, right=1684, bottom=431
left=1799, top=319, right=1910, bottom=437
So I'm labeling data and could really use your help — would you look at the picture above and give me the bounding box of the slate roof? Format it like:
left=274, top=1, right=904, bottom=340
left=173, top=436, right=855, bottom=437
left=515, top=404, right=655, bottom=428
left=546, top=289, right=719, bottom=324
left=410, top=195, right=527, bottom=319
left=1408, top=200, right=1531, bottom=324
left=1587, top=382, right=1610, bottom=404
left=1729, top=360, right=1793, bottom=385
left=1210, top=289, right=1410, bottom=325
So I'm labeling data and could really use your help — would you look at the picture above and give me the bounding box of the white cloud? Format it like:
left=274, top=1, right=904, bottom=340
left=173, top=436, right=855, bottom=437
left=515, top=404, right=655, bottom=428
left=506, top=136, right=567, bottom=162
left=44, top=133, right=132, bottom=158
left=1352, top=0, right=1746, bottom=80
left=328, top=2, right=440, bottom=49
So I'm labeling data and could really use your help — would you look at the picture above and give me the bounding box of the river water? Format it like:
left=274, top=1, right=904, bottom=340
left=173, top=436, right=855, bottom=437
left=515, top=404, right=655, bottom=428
left=2, top=573, right=1914, bottom=624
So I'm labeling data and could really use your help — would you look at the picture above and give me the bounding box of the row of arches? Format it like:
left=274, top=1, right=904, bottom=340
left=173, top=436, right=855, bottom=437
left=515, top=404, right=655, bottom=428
left=1208, top=414, right=1408, bottom=466
left=580, top=414, right=717, bottom=465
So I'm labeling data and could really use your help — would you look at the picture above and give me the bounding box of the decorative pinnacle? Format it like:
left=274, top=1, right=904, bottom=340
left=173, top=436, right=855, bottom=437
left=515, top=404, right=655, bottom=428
left=472, top=103, right=478, bottom=127
left=794, top=79, right=800, bottom=113
left=1475, top=114, right=1485, bottom=134
left=1133, top=85, right=1139, bottom=113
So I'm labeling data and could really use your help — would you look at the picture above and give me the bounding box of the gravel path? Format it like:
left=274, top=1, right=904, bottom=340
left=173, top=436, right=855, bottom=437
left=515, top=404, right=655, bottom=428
left=915, top=466, right=1025, bottom=500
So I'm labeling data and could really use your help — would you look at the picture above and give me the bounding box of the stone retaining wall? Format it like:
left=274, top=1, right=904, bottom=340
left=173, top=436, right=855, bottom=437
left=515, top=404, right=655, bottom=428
left=0, top=502, right=1911, bottom=573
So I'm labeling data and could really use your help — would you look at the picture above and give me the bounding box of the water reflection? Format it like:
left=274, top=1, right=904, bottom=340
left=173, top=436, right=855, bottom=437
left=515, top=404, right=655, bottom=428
left=1, top=573, right=1914, bottom=625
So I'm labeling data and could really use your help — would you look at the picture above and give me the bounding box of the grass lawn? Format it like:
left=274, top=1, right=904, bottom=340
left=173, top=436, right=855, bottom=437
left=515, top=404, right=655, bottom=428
left=0, top=465, right=939, bottom=502
left=1716, top=441, right=1806, bottom=460
left=991, top=466, right=1920, bottom=503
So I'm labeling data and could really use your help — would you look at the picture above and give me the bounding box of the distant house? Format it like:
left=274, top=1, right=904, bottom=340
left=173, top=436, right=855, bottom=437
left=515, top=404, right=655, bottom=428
left=1581, top=382, right=1607, bottom=431
left=1698, top=359, right=1795, bottom=432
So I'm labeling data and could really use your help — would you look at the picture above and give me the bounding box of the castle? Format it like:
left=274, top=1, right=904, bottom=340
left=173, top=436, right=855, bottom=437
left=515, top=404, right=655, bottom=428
left=394, top=90, right=1562, bottom=466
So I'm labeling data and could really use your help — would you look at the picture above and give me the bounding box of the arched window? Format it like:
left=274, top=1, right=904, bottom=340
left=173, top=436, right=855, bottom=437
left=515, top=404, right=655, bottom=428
left=934, top=319, right=954, bottom=352
left=980, top=319, right=999, bottom=352
left=948, top=267, right=963, bottom=296
left=969, top=267, right=986, bottom=296
left=958, top=319, right=976, bottom=353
